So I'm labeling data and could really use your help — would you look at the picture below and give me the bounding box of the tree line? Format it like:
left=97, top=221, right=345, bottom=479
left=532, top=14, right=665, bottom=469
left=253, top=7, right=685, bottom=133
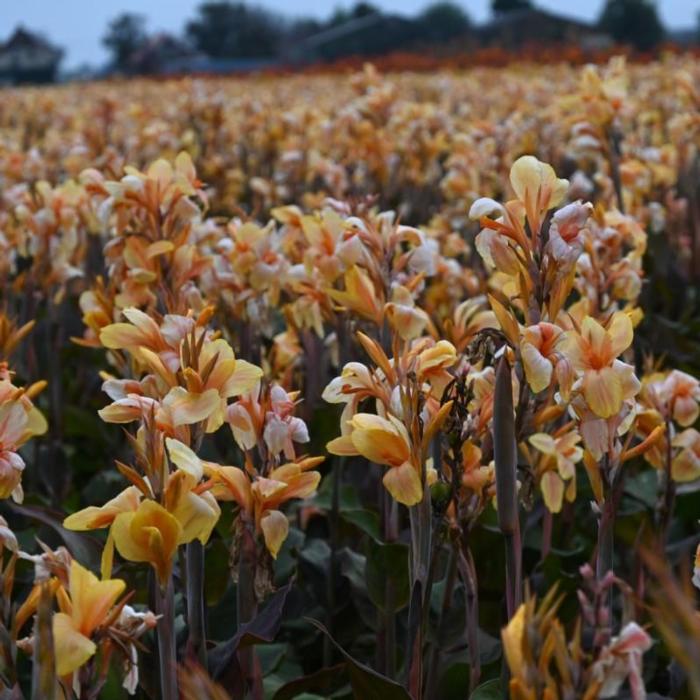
left=103, top=0, right=666, bottom=72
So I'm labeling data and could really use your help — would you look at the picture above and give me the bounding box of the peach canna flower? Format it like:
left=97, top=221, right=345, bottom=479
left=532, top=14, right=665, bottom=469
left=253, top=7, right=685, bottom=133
left=520, top=322, right=566, bottom=394
left=52, top=560, right=126, bottom=676
left=206, top=460, right=321, bottom=558
left=529, top=430, right=583, bottom=513
left=671, top=429, right=700, bottom=483
left=561, top=312, right=640, bottom=418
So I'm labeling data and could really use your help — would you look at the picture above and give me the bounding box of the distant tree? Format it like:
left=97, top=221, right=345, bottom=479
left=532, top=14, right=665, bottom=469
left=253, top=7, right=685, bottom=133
left=491, top=0, right=532, bottom=13
left=599, top=0, right=664, bottom=51
left=102, top=13, right=147, bottom=70
left=186, top=2, right=283, bottom=58
left=417, top=2, right=470, bottom=42
left=351, top=2, right=380, bottom=18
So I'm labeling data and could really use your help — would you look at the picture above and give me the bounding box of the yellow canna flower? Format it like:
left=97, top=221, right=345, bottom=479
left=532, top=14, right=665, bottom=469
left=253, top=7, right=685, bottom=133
left=52, top=560, right=125, bottom=676
left=330, top=412, right=423, bottom=506
left=64, top=486, right=142, bottom=531
left=112, top=500, right=182, bottom=587
left=328, top=265, right=384, bottom=323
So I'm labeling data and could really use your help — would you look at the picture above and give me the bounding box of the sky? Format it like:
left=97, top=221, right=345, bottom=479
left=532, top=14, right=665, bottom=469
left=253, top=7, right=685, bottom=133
left=0, top=0, right=697, bottom=69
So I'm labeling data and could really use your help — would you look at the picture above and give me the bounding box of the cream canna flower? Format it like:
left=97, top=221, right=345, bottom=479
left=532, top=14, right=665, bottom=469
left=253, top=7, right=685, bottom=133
left=509, top=155, right=569, bottom=232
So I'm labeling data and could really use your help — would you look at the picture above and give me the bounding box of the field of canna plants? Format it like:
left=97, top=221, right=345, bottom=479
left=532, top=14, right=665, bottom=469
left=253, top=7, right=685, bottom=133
left=0, top=55, right=700, bottom=699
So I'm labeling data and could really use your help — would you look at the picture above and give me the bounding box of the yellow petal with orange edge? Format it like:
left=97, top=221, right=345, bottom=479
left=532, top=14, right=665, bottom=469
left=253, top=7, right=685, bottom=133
left=260, top=509, right=289, bottom=558
left=382, top=462, right=422, bottom=506
left=541, top=471, right=564, bottom=513
left=222, top=360, right=263, bottom=398
left=326, top=434, right=358, bottom=456
left=583, top=367, right=623, bottom=418
left=165, top=438, right=203, bottom=481
left=161, top=387, right=220, bottom=426
left=112, top=500, right=181, bottom=586
left=69, top=559, right=125, bottom=635
left=172, top=490, right=220, bottom=545
left=206, top=464, right=253, bottom=512
left=65, top=487, right=141, bottom=531
left=349, top=414, right=410, bottom=468
left=607, top=312, right=633, bottom=357
left=99, top=323, right=147, bottom=349
left=53, top=612, right=96, bottom=676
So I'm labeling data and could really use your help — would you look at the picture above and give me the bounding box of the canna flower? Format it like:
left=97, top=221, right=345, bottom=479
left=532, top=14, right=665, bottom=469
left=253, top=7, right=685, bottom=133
left=546, top=201, right=591, bottom=265
left=52, top=560, right=126, bottom=676
left=529, top=430, right=583, bottom=513
left=227, top=383, right=309, bottom=461
left=207, top=459, right=321, bottom=558
left=561, top=313, right=640, bottom=418
left=384, top=285, right=431, bottom=341
left=520, top=322, right=565, bottom=394
left=643, top=370, right=700, bottom=428
left=64, top=486, right=143, bottom=532
left=460, top=441, right=494, bottom=501
left=415, top=340, right=457, bottom=399
left=112, top=500, right=181, bottom=587
left=329, top=413, right=422, bottom=506
left=592, top=622, right=652, bottom=699
left=328, top=265, right=384, bottom=324
left=0, top=376, right=47, bottom=502
left=509, top=155, right=569, bottom=233
left=671, top=429, right=700, bottom=482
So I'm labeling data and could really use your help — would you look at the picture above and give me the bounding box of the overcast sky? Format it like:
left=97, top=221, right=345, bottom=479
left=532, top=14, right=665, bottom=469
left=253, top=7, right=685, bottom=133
left=1, top=0, right=697, bottom=69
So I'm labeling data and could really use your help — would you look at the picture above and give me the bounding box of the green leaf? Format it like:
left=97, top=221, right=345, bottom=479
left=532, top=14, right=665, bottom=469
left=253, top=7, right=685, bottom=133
left=315, top=476, right=361, bottom=510
left=272, top=663, right=347, bottom=700
left=341, top=509, right=380, bottom=539
left=365, top=539, right=410, bottom=612
left=306, top=618, right=411, bottom=700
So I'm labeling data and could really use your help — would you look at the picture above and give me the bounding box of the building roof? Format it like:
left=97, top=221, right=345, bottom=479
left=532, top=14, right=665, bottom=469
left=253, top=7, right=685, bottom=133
left=0, top=26, right=63, bottom=59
